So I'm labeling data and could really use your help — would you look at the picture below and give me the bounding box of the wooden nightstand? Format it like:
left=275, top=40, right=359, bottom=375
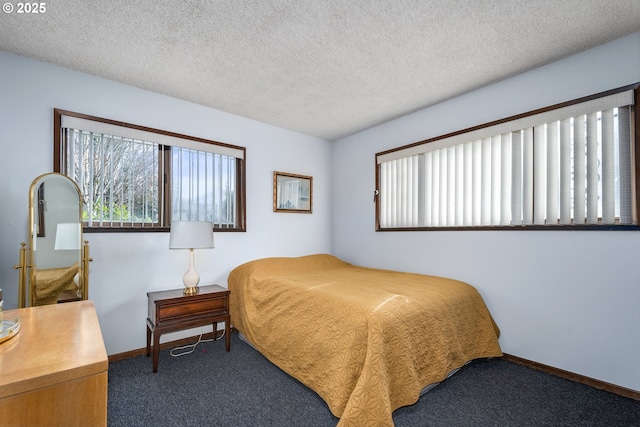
left=146, top=284, right=230, bottom=372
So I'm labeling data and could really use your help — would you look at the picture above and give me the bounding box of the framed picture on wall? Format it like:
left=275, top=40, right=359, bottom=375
left=273, top=171, right=312, bottom=213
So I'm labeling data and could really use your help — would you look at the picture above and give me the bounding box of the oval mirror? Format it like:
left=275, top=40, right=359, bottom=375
left=17, top=172, right=89, bottom=307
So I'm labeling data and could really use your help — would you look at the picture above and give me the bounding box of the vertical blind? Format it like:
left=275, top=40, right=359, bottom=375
left=171, top=147, right=237, bottom=228
left=377, top=89, right=635, bottom=228
left=60, top=114, right=244, bottom=229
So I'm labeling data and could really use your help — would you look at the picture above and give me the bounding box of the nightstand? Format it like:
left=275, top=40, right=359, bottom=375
left=146, top=284, right=230, bottom=372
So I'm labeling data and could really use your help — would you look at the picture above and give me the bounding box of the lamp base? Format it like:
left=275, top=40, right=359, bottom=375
left=183, top=286, right=199, bottom=295
left=182, top=249, right=200, bottom=295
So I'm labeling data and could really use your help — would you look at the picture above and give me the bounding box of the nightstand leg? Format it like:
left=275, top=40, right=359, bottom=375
left=153, top=332, right=160, bottom=373
left=146, top=326, right=151, bottom=357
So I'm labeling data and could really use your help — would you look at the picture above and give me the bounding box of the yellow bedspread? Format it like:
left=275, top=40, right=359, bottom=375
left=34, top=263, right=80, bottom=306
left=228, top=254, right=502, bottom=426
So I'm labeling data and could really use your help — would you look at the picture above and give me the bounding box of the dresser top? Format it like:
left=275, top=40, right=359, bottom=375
left=147, top=284, right=229, bottom=303
left=0, top=300, right=108, bottom=398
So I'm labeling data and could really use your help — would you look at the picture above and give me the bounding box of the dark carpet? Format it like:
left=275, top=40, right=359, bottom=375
left=107, top=332, right=640, bottom=426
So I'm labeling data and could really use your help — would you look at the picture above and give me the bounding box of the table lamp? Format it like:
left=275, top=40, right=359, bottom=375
left=54, top=223, right=81, bottom=251
left=54, top=222, right=82, bottom=291
left=169, top=221, right=214, bottom=295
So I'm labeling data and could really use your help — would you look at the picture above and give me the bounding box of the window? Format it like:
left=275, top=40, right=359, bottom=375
left=54, top=109, right=246, bottom=232
left=375, top=84, right=639, bottom=230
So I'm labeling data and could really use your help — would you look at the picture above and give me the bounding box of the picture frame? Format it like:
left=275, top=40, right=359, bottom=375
left=273, top=171, right=312, bottom=213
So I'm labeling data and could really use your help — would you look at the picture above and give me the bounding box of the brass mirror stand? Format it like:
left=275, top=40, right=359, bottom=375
left=14, top=173, right=92, bottom=308
left=13, top=243, right=29, bottom=308
left=81, top=239, right=92, bottom=303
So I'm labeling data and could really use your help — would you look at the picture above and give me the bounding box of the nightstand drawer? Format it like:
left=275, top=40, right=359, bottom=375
left=158, top=297, right=227, bottom=321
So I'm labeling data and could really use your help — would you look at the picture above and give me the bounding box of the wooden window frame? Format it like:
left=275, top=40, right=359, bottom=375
left=53, top=109, right=246, bottom=233
left=375, top=83, right=640, bottom=231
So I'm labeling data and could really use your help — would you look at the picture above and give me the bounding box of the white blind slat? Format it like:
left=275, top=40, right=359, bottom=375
left=546, top=122, right=559, bottom=224
left=447, top=146, right=456, bottom=226
left=432, top=151, right=441, bottom=226
left=522, top=128, right=534, bottom=225
left=510, top=131, right=522, bottom=225
left=472, top=139, right=482, bottom=226
left=481, top=138, right=491, bottom=225
left=491, top=135, right=501, bottom=225
left=423, top=153, right=432, bottom=226
left=500, top=133, right=511, bottom=225
left=601, top=109, right=615, bottom=224
left=533, top=125, right=546, bottom=225
left=618, top=106, right=633, bottom=224
left=455, top=144, right=464, bottom=226
left=573, top=115, right=586, bottom=224
left=586, top=113, right=599, bottom=224
left=559, top=118, right=572, bottom=225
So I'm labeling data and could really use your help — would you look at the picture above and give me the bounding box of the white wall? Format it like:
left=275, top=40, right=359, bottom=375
left=332, top=32, right=640, bottom=392
left=0, top=52, right=332, bottom=354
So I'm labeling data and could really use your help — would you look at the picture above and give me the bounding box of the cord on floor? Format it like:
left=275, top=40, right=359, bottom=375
left=169, top=329, right=226, bottom=357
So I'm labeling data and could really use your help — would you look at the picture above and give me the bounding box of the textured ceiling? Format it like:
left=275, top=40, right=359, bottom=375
left=1, top=1, right=639, bottom=141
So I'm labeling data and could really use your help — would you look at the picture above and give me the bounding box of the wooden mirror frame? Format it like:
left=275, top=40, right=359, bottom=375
left=273, top=171, right=313, bottom=213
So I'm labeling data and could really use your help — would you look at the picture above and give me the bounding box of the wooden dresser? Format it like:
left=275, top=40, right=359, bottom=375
left=0, top=301, right=108, bottom=426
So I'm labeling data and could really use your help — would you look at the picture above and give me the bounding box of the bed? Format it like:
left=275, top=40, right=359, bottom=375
left=34, top=262, right=80, bottom=305
left=228, top=254, right=502, bottom=426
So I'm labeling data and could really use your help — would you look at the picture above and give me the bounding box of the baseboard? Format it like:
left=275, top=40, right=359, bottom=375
left=108, top=329, right=231, bottom=363
left=502, top=353, right=640, bottom=401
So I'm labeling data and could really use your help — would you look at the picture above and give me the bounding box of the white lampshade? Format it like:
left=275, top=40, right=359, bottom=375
left=54, top=223, right=81, bottom=250
left=169, top=221, right=214, bottom=250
